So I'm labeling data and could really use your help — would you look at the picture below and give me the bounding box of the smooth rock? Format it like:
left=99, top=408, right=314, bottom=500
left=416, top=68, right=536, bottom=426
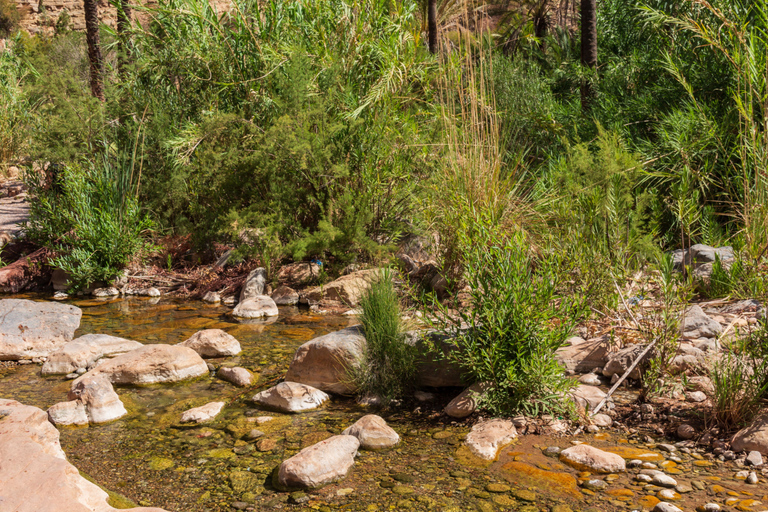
left=559, top=444, right=626, bottom=473
left=284, top=326, right=365, bottom=394
left=180, top=402, right=225, bottom=423
left=178, top=329, right=241, bottom=357
left=68, top=373, right=127, bottom=423
left=0, top=299, right=82, bottom=360
left=47, top=401, right=89, bottom=426
left=341, top=414, right=399, bottom=450
left=732, top=413, right=768, bottom=455
left=272, top=286, right=299, bottom=306
left=465, top=419, right=518, bottom=460
left=42, top=334, right=143, bottom=375
left=681, top=305, right=722, bottom=339
left=687, top=391, right=707, bottom=403
left=746, top=471, right=758, bottom=484
left=218, top=366, right=253, bottom=387
left=653, top=474, right=678, bottom=488
left=74, top=344, right=208, bottom=385
left=444, top=382, right=490, bottom=418
left=276, top=435, right=359, bottom=489
left=239, top=267, right=267, bottom=302
left=232, top=295, right=279, bottom=319
left=677, top=424, right=696, bottom=440
left=252, top=381, right=329, bottom=413
left=578, top=373, right=602, bottom=386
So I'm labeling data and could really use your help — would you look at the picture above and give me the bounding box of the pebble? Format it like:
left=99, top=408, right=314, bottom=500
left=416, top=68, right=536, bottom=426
left=628, top=459, right=643, bottom=468
left=674, top=484, right=692, bottom=494
left=657, top=489, right=681, bottom=500
left=697, top=504, right=721, bottom=512
left=677, top=424, right=695, bottom=440
left=658, top=444, right=677, bottom=453
left=653, top=502, right=683, bottom=512
left=636, top=474, right=653, bottom=483
left=746, top=471, right=759, bottom=484
left=544, top=446, right=561, bottom=457
left=582, top=479, right=608, bottom=491
left=246, top=429, right=264, bottom=440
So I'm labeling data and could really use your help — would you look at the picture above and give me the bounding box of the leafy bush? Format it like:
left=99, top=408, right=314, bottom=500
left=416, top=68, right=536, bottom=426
left=0, top=0, right=20, bottom=37
left=349, top=269, right=416, bottom=404
left=0, top=42, right=32, bottom=166
left=24, top=155, right=154, bottom=290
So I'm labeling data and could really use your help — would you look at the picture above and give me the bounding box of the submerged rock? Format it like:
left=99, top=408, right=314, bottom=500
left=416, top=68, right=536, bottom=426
left=42, top=334, right=143, bottom=375
left=0, top=299, right=82, bottom=360
left=276, top=435, right=359, bottom=490
left=252, top=381, right=329, bottom=413
left=47, top=400, right=89, bottom=426
left=341, top=414, right=399, bottom=450
left=74, top=344, right=208, bottom=385
left=232, top=295, right=279, bottom=319
left=178, top=329, right=241, bottom=357
left=465, top=419, right=518, bottom=460
left=559, top=444, right=626, bottom=473
left=180, top=401, right=225, bottom=423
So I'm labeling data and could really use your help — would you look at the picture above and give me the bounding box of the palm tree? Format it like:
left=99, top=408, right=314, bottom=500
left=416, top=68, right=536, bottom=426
left=580, top=0, right=596, bottom=111
left=84, top=0, right=104, bottom=100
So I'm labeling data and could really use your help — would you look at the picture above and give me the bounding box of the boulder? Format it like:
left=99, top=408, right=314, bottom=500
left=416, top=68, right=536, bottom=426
left=559, top=444, right=626, bottom=473
left=178, top=329, right=241, bottom=357
left=68, top=373, right=127, bottom=423
left=602, top=344, right=648, bottom=380
left=464, top=419, right=518, bottom=460
left=681, top=305, right=722, bottom=339
left=47, top=401, right=89, bottom=426
left=74, top=344, right=208, bottom=385
left=0, top=399, right=167, bottom=512
left=218, top=366, right=254, bottom=387
left=271, top=285, right=299, bottom=306
left=252, top=381, right=329, bottom=413
left=284, top=326, right=365, bottom=394
left=732, top=413, right=768, bottom=455
left=180, top=401, right=225, bottom=423
left=232, top=295, right=279, bottom=319
left=444, top=382, right=490, bottom=418
left=341, top=415, right=399, bottom=450
left=276, top=435, right=359, bottom=489
left=571, top=385, right=608, bottom=411
left=556, top=335, right=611, bottom=374
left=42, top=334, right=143, bottom=375
left=277, top=262, right=321, bottom=287
left=239, top=267, right=267, bottom=302
left=300, top=269, right=381, bottom=306
left=0, top=299, right=82, bottom=360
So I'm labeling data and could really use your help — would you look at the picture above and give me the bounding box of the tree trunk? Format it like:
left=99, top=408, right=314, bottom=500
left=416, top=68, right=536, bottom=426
left=533, top=1, right=549, bottom=51
left=84, top=0, right=104, bottom=101
left=428, top=0, right=437, bottom=54
left=580, top=0, right=596, bottom=111
left=117, top=0, right=131, bottom=76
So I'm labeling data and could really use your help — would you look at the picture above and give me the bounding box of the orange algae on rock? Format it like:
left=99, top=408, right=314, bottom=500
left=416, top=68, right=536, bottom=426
left=604, top=446, right=664, bottom=462
left=499, top=461, right=581, bottom=500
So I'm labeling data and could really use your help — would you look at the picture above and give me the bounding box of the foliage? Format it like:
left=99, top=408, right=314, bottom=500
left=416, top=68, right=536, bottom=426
left=350, top=269, right=417, bottom=403
left=0, top=0, right=20, bottom=37
left=24, top=153, right=154, bottom=290
left=0, top=41, right=33, bottom=166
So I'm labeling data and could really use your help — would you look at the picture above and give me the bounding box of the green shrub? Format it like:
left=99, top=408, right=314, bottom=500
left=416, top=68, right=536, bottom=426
left=24, top=155, right=154, bottom=290
left=0, top=42, right=32, bottom=166
left=0, top=0, right=20, bottom=37
left=350, top=269, right=416, bottom=404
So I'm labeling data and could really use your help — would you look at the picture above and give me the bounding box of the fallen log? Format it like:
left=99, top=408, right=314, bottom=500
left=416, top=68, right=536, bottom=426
left=0, top=247, right=49, bottom=293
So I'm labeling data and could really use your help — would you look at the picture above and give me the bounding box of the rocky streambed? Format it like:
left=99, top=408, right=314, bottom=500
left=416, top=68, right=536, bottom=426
left=1, top=295, right=768, bottom=512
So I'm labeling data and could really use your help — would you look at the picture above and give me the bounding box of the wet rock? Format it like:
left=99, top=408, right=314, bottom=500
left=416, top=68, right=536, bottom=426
left=252, top=382, right=329, bottom=413
left=444, top=382, right=490, bottom=418
left=74, top=344, right=208, bottom=385
left=68, top=373, right=127, bottom=423
left=272, top=286, right=299, bottom=306
left=465, top=419, right=518, bottom=460
left=681, top=305, right=722, bottom=339
left=42, top=334, right=143, bottom=375
left=697, top=504, right=721, bottom=512
left=0, top=398, right=168, bottom=512
left=276, top=435, right=359, bottom=490
left=202, top=291, right=221, bottom=303
left=555, top=335, right=610, bottom=374
left=658, top=443, right=677, bottom=452
left=342, top=414, right=399, bottom=450
left=180, top=401, right=225, bottom=423
left=571, top=385, right=607, bottom=411
left=246, top=429, right=264, bottom=440
left=654, top=503, right=683, bottom=512
left=602, top=344, right=648, bottom=380
left=240, top=267, right=267, bottom=302
left=559, top=444, right=626, bottom=473
left=746, top=451, right=763, bottom=466
left=232, top=295, right=279, bottom=319
left=217, top=366, right=253, bottom=387
left=178, top=329, right=241, bottom=357
left=300, top=269, right=381, bottom=307
left=284, top=326, right=365, bottom=394
left=544, top=446, right=561, bottom=457
left=0, top=299, right=82, bottom=360
left=677, top=424, right=696, bottom=440
left=732, top=413, right=768, bottom=455
left=47, top=400, right=89, bottom=426
left=257, top=438, right=278, bottom=452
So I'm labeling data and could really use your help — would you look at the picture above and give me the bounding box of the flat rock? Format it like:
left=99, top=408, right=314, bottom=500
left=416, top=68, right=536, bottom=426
left=180, top=401, right=225, bottom=423
left=465, top=419, right=518, bottom=460
left=42, top=334, right=143, bottom=375
left=68, top=373, right=127, bottom=423
left=74, top=344, right=208, bottom=385
left=271, top=286, right=299, bottom=306
left=681, top=305, right=722, bottom=338
left=555, top=335, right=610, bottom=374
left=559, top=444, right=626, bottom=473
left=300, top=269, right=380, bottom=306
left=444, top=382, right=490, bottom=418
left=178, top=329, right=241, bottom=357
left=232, top=295, right=279, bottom=319
left=239, top=267, right=267, bottom=302
left=0, top=398, right=167, bottom=512
left=0, top=299, right=82, bottom=360
left=276, top=435, right=359, bottom=489
left=732, top=413, right=768, bottom=455
left=284, top=326, right=365, bottom=394
left=252, top=381, right=329, bottom=413
left=47, top=400, right=89, bottom=426
left=341, top=414, right=399, bottom=450
left=218, top=366, right=254, bottom=387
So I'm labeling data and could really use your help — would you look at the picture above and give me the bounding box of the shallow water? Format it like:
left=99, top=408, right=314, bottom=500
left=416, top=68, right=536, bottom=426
left=0, top=296, right=763, bottom=512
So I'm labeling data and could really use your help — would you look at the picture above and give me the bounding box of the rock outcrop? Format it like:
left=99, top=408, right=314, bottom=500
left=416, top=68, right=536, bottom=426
left=42, top=334, right=143, bottom=375
left=0, top=299, right=82, bottom=360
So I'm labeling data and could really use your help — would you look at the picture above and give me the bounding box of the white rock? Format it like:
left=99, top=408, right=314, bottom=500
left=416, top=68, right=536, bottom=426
left=47, top=401, right=89, bottom=426
left=653, top=503, right=683, bottom=512
left=42, top=334, right=143, bottom=375
left=746, top=451, right=763, bottom=466
left=578, top=373, right=602, bottom=386
left=68, top=373, right=127, bottom=423
left=342, top=415, right=399, bottom=450
left=252, top=381, right=329, bottom=413
left=0, top=299, right=82, bottom=360
left=746, top=471, right=758, bottom=484
left=559, top=444, right=626, bottom=473
left=277, top=435, right=359, bottom=489
left=232, top=295, right=279, bottom=318
left=465, top=419, right=518, bottom=460
left=180, top=401, right=225, bottom=423
left=178, top=329, right=241, bottom=357
left=652, top=473, right=677, bottom=488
